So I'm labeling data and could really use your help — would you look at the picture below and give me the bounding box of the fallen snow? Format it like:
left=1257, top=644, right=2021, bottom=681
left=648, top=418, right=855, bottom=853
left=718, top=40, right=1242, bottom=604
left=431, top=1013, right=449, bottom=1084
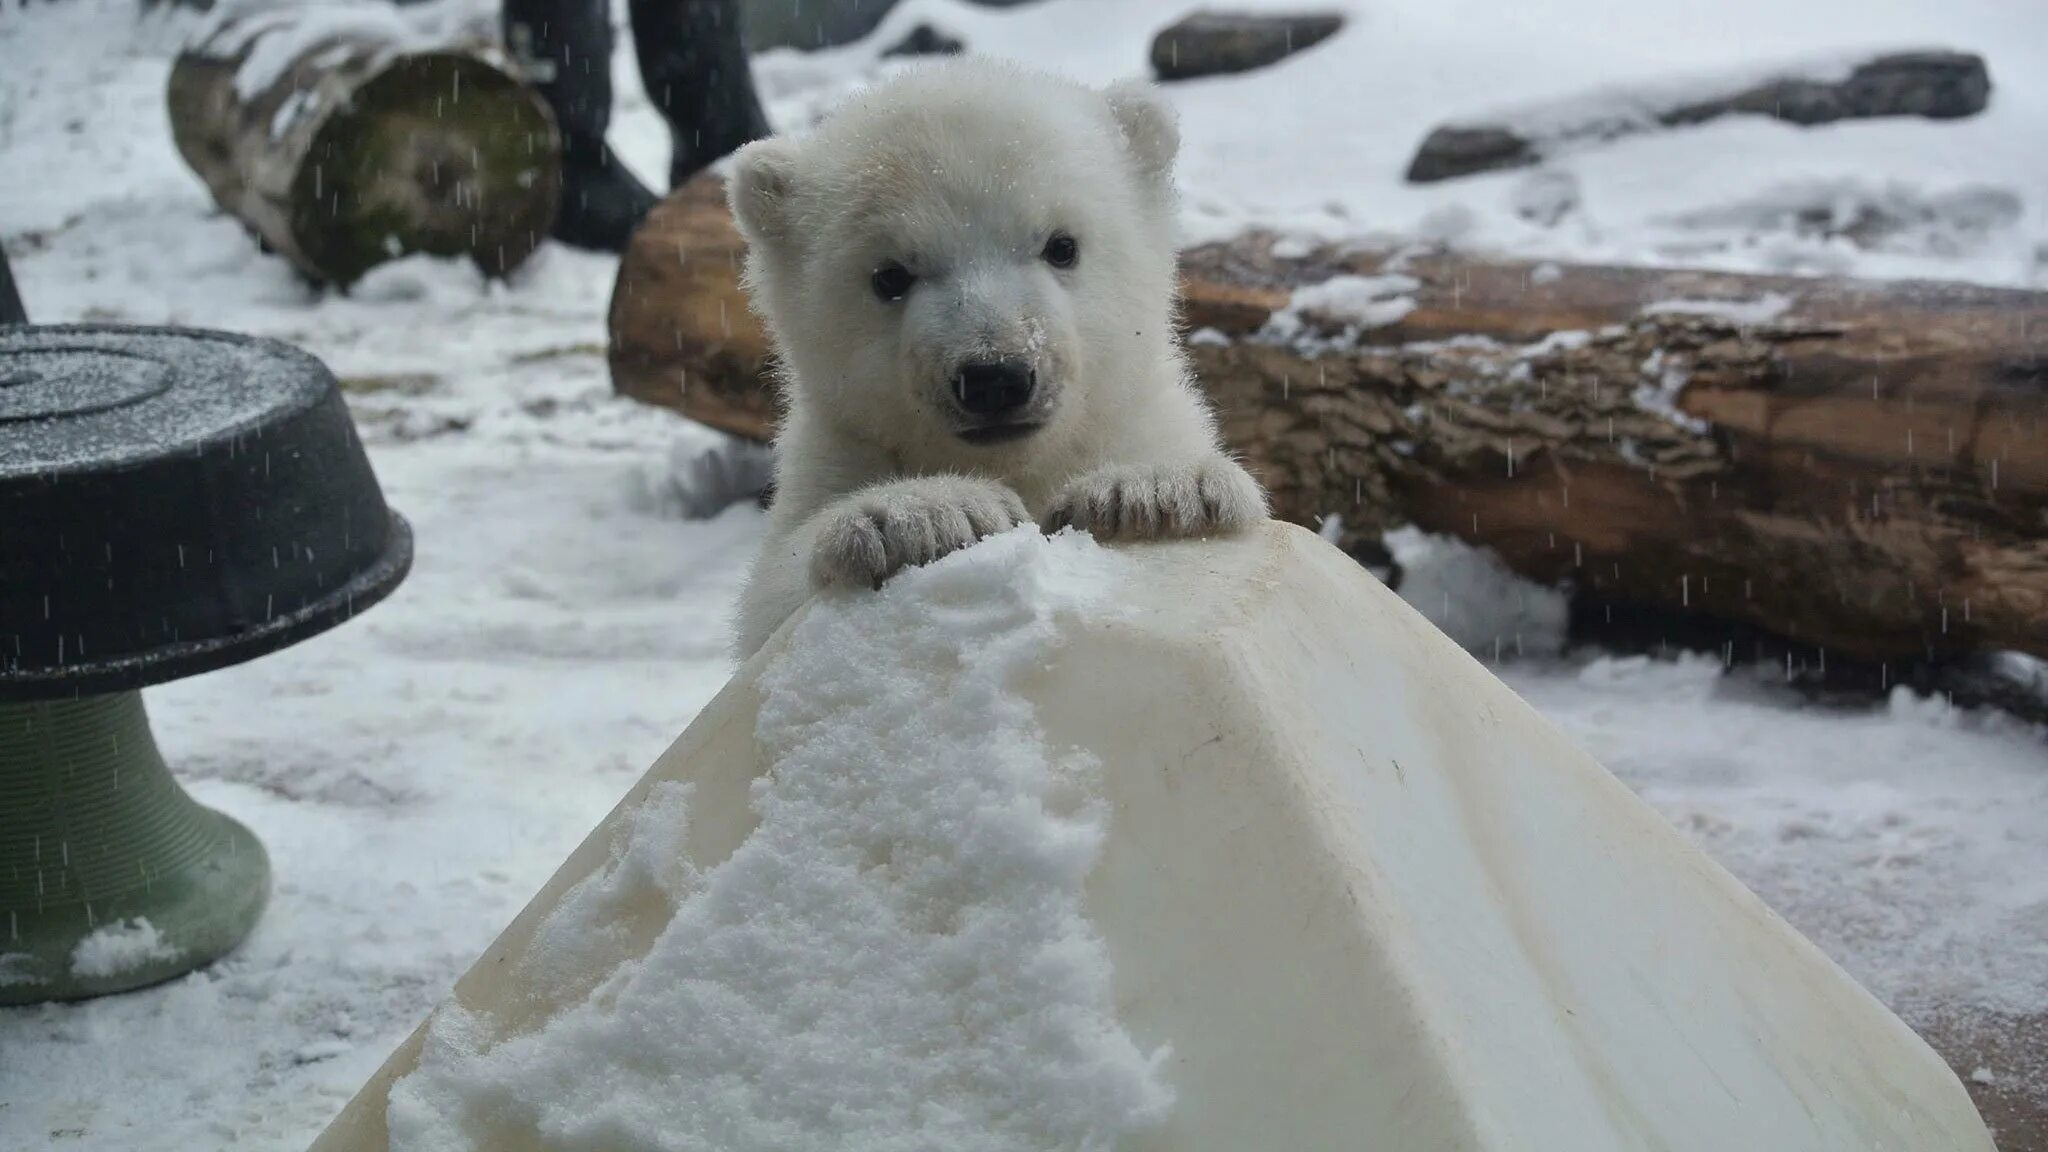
left=1258, top=274, right=1420, bottom=349
left=68, top=918, right=182, bottom=980
left=1641, top=291, right=1795, bottom=324
left=1385, top=527, right=1570, bottom=660
left=389, top=529, right=1171, bottom=1151
left=194, top=0, right=423, bottom=100
left=1286, top=273, right=1421, bottom=328
left=626, top=433, right=776, bottom=522
left=0, top=954, right=44, bottom=990
left=1, top=0, right=2044, bottom=1148
left=1631, top=347, right=1711, bottom=434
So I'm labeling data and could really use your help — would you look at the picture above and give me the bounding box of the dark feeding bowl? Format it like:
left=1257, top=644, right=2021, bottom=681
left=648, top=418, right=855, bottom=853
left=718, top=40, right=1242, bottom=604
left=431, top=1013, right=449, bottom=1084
left=0, top=324, right=410, bottom=1002
left=1, top=325, right=412, bottom=698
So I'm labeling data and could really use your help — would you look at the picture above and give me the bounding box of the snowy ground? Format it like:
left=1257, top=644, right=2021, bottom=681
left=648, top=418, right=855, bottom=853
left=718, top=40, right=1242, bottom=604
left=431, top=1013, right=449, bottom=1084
left=1, top=0, right=2045, bottom=1147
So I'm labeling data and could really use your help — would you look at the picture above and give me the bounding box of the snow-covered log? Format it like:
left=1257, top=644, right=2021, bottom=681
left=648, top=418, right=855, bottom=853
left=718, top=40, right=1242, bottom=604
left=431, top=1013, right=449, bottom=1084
left=607, top=175, right=2048, bottom=665
left=166, top=6, right=560, bottom=287
left=306, top=523, right=1993, bottom=1151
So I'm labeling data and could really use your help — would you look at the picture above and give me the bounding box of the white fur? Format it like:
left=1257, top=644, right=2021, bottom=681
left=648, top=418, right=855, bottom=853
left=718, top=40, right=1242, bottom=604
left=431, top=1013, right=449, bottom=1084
left=729, top=58, right=1267, bottom=658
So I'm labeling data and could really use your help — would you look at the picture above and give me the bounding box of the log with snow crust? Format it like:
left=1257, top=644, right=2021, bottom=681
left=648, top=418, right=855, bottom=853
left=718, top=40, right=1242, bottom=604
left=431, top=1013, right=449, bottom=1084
left=608, top=175, right=2048, bottom=665
left=167, top=4, right=560, bottom=287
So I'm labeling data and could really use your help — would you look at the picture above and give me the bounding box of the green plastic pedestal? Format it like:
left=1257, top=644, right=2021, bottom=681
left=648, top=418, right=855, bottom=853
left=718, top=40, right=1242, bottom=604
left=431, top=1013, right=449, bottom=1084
left=0, top=693, right=270, bottom=1004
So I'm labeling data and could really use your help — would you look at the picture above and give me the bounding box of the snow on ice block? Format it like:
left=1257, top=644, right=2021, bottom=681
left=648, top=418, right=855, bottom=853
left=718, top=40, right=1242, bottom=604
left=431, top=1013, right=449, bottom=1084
left=308, top=522, right=1992, bottom=1152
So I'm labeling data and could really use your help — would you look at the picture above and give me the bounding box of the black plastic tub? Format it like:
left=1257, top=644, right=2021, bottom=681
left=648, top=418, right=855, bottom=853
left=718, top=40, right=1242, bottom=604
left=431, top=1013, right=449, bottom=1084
left=0, top=324, right=412, bottom=701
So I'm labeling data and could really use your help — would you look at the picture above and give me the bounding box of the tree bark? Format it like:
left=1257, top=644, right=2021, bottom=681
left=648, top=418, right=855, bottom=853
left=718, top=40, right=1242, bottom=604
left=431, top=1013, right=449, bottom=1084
left=608, top=174, right=2048, bottom=664
left=608, top=175, right=773, bottom=435
left=167, top=9, right=561, bottom=287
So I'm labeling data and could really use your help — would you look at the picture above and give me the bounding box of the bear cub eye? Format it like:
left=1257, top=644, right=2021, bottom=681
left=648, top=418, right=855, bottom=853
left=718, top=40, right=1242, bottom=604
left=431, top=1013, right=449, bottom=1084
left=1042, top=232, right=1079, bottom=269
left=871, top=262, right=916, bottom=303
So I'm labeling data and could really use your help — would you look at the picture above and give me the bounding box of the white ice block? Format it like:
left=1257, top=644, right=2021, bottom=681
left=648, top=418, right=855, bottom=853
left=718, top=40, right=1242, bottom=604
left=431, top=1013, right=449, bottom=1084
left=310, top=522, right=1991, bottom=1151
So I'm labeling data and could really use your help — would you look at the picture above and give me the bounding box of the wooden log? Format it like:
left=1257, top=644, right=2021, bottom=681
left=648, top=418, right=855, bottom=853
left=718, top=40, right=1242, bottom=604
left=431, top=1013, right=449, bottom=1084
left=168, top=6, right=561, bottom=287
left=608, top=176, right=774, bottom=437
left=607, top=174, right=2048, bottom=664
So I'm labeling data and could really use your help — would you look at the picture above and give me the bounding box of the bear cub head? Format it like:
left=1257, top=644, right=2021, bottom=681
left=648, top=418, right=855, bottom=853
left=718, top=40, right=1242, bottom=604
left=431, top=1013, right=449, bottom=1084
left=726, top=58, right=1183, bottom=459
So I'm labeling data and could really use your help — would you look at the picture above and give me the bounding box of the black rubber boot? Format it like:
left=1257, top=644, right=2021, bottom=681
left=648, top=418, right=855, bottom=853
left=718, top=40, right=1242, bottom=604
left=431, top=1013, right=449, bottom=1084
left=503, top=0, right=660, bottom=252
left=0, top=247, right=25, bottom=325
left=628, top=0, right=772, bottom=189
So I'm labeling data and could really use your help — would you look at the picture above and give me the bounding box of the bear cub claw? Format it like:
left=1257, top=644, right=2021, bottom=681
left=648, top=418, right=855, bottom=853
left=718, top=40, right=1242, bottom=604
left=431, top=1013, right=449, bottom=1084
left=1041, top=456, right=1267, bottom=540
left=810, top=476, right=1031, bottom=590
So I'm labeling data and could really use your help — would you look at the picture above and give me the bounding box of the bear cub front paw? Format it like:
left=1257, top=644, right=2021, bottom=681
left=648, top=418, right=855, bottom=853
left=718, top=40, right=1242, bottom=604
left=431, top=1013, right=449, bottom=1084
left=1041, top=457, right=1267, bottom=539
left=810, top=477, right=1031, bottom=589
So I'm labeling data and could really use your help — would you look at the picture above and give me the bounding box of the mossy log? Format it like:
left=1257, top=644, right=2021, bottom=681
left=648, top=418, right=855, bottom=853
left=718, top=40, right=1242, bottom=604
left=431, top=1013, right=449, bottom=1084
left=608, top=174, right=2048, bottom=664
left=167, top=8, right=560, bottom=287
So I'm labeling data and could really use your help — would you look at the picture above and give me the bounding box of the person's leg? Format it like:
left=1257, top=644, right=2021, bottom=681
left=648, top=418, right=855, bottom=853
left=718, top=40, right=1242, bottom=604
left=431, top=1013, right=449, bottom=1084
left=0, top=247, right=25, bottom=325
left=503, top=0, right=659, bottom=251
left=627, top=0, right=771, bottom=189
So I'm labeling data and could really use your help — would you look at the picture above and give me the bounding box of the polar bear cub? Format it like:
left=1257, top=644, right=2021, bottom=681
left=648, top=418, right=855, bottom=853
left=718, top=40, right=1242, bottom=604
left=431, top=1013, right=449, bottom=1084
left=726, top=58, right=1267, bottom=658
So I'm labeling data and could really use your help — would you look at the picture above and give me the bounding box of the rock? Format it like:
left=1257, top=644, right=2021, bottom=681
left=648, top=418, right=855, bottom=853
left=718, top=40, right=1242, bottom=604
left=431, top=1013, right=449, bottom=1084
left=1408, top=49, right=1993, bottom=183
left=881, top=22, right=966, bottom=57
left=1406, top=125, right=1536, bottom=183
left=1150, top=10, right=1345, bottom=82
left=1703, top=51, right=1991, bottom=126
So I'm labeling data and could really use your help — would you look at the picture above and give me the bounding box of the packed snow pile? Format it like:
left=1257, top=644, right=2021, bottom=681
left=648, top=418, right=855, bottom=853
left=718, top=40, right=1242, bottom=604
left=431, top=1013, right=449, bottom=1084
left=68, top=918, right=183, bottom=980
left=384, top=529, right=1173, bottom=1152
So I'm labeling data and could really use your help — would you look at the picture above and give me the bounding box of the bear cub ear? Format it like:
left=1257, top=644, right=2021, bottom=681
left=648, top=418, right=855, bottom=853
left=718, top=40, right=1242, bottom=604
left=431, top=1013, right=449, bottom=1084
left=727, top=137, right=803, bottom=246
left=1103, top=80, right=1181, bottom=187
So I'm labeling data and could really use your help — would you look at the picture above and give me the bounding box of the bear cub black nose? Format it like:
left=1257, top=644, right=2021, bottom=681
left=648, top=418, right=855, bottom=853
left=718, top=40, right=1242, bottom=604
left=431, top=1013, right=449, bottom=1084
left=952, top=359, right=1036, bottom=416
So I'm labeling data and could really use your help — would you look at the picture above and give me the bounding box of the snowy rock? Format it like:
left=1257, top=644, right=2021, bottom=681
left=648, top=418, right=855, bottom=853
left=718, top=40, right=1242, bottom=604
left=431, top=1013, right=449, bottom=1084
left=309, top=522, right=1992, bottom=1152
left=1407, top=124, right=1532, bottom=185
left=1408, top=50, right=1992, bottom=182
left=1150, top=10, right=1345, bottom=82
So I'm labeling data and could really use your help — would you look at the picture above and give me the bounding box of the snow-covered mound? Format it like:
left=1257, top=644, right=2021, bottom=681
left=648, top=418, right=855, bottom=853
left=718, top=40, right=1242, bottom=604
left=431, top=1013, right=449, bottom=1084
left=313, top=524, right=1990, bottom=1152
left=349, top=530, right=1172, bottom=1151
